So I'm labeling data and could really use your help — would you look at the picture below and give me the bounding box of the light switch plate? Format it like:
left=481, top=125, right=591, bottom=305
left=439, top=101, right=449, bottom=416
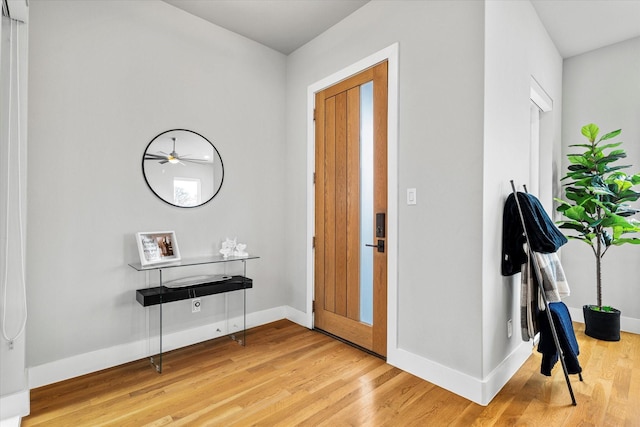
left=407, top=188, right=417, bottom=205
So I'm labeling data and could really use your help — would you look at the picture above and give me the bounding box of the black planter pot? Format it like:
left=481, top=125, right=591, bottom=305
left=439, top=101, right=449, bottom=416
left=583, top=305, right=621, bottom=341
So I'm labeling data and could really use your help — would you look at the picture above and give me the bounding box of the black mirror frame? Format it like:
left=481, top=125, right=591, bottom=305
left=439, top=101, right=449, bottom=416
left=142, top=129, right=224, bottom=208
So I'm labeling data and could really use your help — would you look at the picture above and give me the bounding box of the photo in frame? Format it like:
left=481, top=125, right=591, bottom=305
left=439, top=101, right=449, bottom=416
left=136, top=231, right=181, bottom=267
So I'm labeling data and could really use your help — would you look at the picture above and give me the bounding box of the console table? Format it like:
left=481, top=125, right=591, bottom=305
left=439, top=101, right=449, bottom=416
left=129, top=254, right=259, bottom=372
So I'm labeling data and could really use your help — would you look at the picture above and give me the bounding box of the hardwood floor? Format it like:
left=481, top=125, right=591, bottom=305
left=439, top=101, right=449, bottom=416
left=22, top=320, right=640, bottom=426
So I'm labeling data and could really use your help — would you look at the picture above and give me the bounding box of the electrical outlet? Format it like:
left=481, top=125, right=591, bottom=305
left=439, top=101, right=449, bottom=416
left=507, top=319, right=513, bottom=338
left=192, top=298, right=201, bottom=313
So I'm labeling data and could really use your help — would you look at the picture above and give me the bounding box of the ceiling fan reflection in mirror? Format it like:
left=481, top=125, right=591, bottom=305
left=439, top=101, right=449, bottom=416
left=144, top=137, right=210, bottom=165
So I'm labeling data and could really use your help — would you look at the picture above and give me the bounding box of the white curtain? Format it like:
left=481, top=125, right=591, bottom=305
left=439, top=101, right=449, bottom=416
left=0, top=11, right=30, bottom=419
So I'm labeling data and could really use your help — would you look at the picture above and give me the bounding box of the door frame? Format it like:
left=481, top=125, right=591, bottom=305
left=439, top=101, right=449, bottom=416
left=305, top=43, right=399, bottom=358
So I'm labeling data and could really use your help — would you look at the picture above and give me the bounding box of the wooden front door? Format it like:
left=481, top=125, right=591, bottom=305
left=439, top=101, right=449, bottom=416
left=314, top=61, right=388, bottom=357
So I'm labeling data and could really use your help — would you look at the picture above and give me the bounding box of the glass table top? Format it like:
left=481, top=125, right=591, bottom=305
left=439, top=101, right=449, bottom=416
left=128, top=254, right=259, bottom=271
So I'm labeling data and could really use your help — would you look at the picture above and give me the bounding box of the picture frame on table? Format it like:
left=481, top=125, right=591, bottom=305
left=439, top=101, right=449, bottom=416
left=136, top=231, right=181, bottom=267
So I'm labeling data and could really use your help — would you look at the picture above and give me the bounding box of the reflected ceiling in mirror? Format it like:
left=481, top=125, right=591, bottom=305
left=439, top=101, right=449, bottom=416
left=142, top=129, right=224, bottom=208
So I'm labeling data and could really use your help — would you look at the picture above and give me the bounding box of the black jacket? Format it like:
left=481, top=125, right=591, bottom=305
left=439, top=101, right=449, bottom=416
left=502, top=192, right=567, bottom=276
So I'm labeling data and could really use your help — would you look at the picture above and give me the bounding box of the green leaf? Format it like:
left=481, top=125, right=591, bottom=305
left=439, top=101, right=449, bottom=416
left=608, top=149, right=626, bottom=156
left=568, top=155, right=593, bottom=167
left=565, top=171, right=595, bottom=181
left=612, top=222, right=640, bottom=240
left=590, top=175, right=612, bottom=189
left=567, top=235, right=594, bottom=246
left=610, top=179, right=633, bottom=193
left=592, top=187, right=615, bottom=196
left=564, top=205, right=592, bottom=222
left=597, top=128, right=621, bottom=142
left=604, top=165, right=632, bottom=173
left=582, top=123, right=599, bottom=142
left=596, top=152, right=627, bottom=166
left=588, top=218, right=604, bottom=228
left=615, top=205, right=640, bottom=216
left=594, top=141, right=623, bottom=152
left=613, top=238, right=640, bottom=245
left=618, top=192, right=640, bottom=203
left=558, top=222, right=587, bottom=232
left=568, top=164, right=588, bottom=172
left=569, top=143, right=595, bottom=149
left=602, top=214, right=637, bottom=229
left=564, top=191, right=587, bottom=200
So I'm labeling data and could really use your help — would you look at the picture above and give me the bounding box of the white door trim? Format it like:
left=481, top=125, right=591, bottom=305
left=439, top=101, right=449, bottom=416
left=306, top=43, right=399, bottom=359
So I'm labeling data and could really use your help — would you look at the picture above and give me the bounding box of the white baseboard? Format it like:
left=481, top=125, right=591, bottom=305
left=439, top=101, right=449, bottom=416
left=387, top=341, right=532, bottom=406
left=480, top=341, right=534, bottom=405
left=29, top=305, right=303, bottom=389
left=0, top=417, right=20, bottom=427
left=0, top=389, right=29, bottom=423
left=284, top=306, right=311, bottom=328
left=567, top=306, right=640, bottom=335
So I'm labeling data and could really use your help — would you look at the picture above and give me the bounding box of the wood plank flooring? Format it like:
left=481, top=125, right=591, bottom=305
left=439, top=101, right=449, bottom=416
left=22, top=320, right=640, bottom=426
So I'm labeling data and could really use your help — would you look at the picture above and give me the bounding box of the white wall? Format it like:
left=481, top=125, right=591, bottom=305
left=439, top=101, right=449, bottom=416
left=0, top=9, right=30, bottom=421
left=26, top=0, right=287, bottom=373
left=561, top=36, right=640, bottom=331
left=483, top=0, right=563, bottom=379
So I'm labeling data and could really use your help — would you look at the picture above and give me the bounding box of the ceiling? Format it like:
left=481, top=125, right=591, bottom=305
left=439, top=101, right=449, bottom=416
left=162, top=0, right=370, bottom=55
left=530, top=0, right=640, bottom=58
left=163, top=0, right=640, bottom=58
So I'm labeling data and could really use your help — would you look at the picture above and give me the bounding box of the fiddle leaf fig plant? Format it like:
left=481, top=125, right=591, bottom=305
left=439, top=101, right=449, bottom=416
left=556, top=124, right=640, bottom=309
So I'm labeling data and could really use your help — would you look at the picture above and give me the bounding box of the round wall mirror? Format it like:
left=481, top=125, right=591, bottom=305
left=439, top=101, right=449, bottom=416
left=142, top=129, right=224, bottom=208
